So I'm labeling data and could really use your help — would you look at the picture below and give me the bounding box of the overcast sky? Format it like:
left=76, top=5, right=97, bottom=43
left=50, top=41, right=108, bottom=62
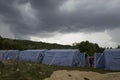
left=0, top=0, right=120, bottom=48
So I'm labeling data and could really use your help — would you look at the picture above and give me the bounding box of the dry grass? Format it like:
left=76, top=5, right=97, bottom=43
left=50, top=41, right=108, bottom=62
left=0, top=60, right=119, bottom=80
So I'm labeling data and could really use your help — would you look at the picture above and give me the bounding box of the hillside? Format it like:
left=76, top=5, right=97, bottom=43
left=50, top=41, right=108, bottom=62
left=0, top=36, right=104, bottom=55
left=0, top=36, right=72, bottom=50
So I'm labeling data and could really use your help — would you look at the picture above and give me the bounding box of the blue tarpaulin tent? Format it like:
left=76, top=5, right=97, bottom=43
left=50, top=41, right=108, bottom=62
left=104, top=49, right=120, bottom=70
left=42, top=49, right=85, bottom=67
left=94, top=49, right=120, bottom=70
left=94, top=53, right=105, bottom=68
left=19, top=50, right=46, bottom=63
left=0, top=50, right=19, bottom=60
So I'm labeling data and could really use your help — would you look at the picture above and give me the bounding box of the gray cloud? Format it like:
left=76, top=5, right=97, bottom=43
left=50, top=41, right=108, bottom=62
left=0, top=0, right=120, bottom=40
left=107, top=28, right=120, bottom=43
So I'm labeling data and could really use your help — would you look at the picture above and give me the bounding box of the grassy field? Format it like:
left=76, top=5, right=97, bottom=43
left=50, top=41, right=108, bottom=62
left=0, top=60, right=117, bottom=80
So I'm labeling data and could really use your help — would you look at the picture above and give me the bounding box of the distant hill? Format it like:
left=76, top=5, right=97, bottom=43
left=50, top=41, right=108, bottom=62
left=0, top=36, right=104, bottom=56
left=0, top=36, right=72, bottom=50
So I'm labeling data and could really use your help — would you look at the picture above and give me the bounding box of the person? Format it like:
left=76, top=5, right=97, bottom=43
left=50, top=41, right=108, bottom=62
left=89, top=57, right=94, bottom=67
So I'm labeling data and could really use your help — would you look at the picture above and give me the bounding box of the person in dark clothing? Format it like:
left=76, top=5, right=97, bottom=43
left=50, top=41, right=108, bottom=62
left=89, top=57, right=94, bottom=67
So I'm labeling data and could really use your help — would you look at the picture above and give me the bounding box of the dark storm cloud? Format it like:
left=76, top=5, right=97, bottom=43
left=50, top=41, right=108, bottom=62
left=0, top=0, right=120, bottom=39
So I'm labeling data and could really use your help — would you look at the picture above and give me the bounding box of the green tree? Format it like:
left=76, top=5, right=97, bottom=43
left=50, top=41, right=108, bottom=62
left=73, top=41, right=104, bottom=56
left=117, top=45, right=120, bottom=49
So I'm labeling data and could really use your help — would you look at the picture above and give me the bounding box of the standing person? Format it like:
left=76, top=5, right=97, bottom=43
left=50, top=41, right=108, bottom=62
left=89, top=57, right=94, bottom=67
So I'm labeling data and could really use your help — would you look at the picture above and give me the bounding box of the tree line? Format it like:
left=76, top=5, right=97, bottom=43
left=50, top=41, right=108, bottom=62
left=0, top=35, right=119, bottom=56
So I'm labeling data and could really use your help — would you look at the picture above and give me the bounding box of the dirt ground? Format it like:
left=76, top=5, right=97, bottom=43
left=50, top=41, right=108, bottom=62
left=44, top=70, right=120, bottom=80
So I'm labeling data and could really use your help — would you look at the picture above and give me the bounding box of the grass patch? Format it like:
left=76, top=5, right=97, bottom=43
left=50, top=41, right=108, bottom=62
left=0, top=60, right=119, bottom=80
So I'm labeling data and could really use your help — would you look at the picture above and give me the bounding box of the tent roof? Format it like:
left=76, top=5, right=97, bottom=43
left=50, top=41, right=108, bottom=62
left=104, top=49, right=120, bottom=52
left=49, top=49, right=80, bottom=52
left=42, top=49, right=84, bottom=66
left=0, top=50, right=19, bottom=52
left=22, top=49, right=47, bottom=52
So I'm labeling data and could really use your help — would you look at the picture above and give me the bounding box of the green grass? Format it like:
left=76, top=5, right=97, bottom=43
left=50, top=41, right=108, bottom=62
left=0, top=60, right=119, bottom=80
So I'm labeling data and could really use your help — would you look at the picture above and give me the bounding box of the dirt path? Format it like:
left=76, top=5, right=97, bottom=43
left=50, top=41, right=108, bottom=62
left=44, top=70, right=120, bottom=80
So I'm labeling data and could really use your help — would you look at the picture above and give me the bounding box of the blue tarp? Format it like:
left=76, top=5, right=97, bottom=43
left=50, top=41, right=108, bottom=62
left=94, top=49, right=120, bottom=70
left=19, top=50, right=46, bottom=63
left=94, top=53, right=105, bottom=68
left=0, top=50, right=19, bottom=60
left=104, top=49, right=120, bottom=70
left=42, top=49, right=85, bottom=67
